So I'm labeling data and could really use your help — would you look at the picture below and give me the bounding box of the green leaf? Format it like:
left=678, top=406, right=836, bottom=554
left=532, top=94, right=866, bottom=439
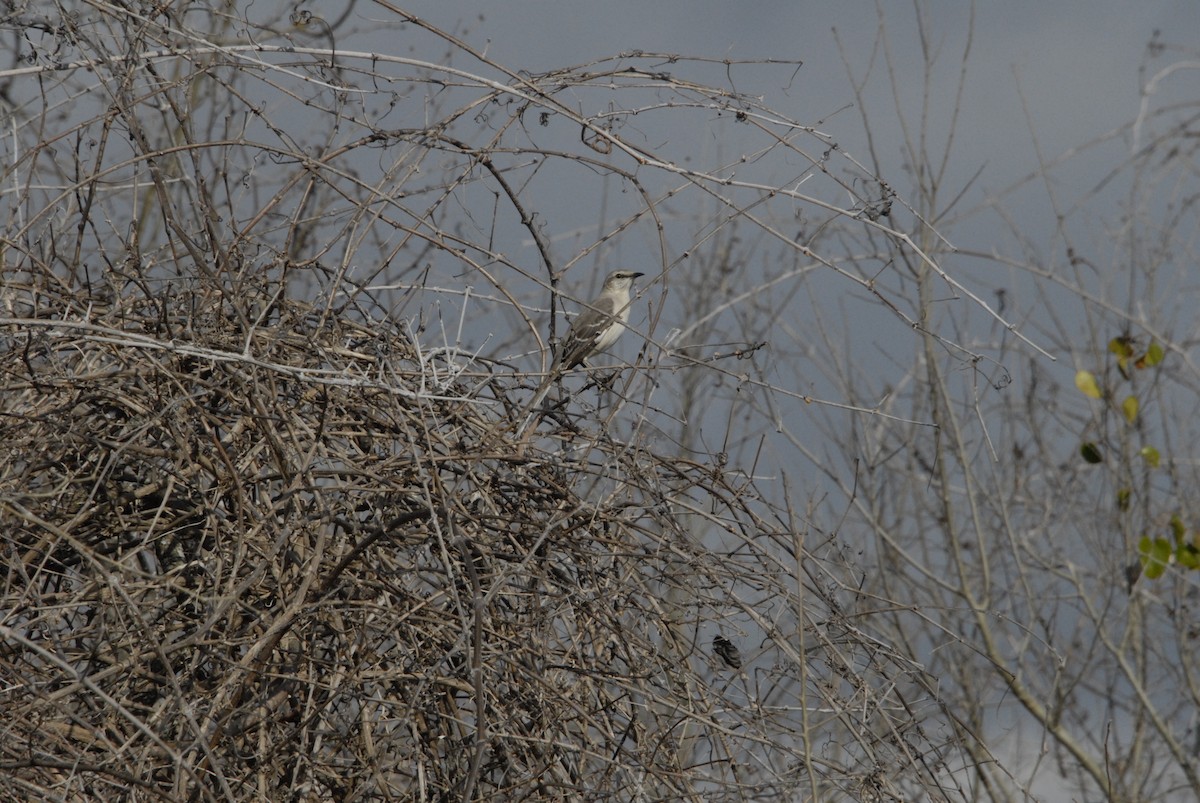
left=1080, top=442, right=1103, bottom=463
left=1140, top=446, right=1160, bottom=467
left=1170, top=518, right=1198, bottom=569
left=1122, top=395, right=1138, bottom=423
left=1139, top=535, right=1172, bottom=580
left=1143, top=341, right=1165, bottom=367
left=1108, top=337, right=1134, bottom=358
left=1075, top=370, right=1102, bottom=399
left=1109, top=337, right=1135, bottom=378
left=1171, top=515, right=1187, bottom=542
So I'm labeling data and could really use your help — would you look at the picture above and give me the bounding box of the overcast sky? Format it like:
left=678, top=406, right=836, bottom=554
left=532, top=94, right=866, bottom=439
left=384, top=0, right=1197, bottom=253
left=393, top=1, right=1195, bottom=151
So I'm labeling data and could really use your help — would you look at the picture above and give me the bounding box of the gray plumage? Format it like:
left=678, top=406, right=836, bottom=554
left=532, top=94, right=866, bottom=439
left=512, top=269, right=645, bottom=438
left=555, top=270, right=644, bottom=370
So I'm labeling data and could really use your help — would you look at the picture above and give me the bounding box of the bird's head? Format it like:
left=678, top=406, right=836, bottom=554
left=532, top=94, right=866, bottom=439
left=602, top=270, right=645, bottom=291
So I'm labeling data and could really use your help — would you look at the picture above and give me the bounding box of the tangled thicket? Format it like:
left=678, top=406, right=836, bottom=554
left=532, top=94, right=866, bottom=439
left=1, top=273, right=965, bottom=800
left=0, top=2, right=983, bottom=801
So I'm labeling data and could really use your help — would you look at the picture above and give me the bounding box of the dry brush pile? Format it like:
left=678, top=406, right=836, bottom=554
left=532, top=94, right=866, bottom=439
left=0, top=2, right=984, bottom=800
left=1, top=269, right=965, bottom=801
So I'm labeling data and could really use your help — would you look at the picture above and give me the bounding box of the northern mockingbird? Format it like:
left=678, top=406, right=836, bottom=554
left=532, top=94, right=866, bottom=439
left=554, top=269, right=644, bottom=371
left=513, top=269, right=645, bottom=436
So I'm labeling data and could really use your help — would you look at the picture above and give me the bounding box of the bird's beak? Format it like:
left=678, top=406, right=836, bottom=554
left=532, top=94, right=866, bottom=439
left=632, top=272, right=645, bottom=279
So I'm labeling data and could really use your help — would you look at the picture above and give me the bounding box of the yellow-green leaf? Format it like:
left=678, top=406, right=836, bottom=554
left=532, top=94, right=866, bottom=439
left=1080, top=442, right=1103, bottom=464
left=1108, top=337, right=1134, bottom=358
left=1171, top=515, right=1187, bottom=542
left=1122, top=395, right=1138, bottom=423
left=1112, top=339, right=1134, bottom=377
left=1139, top=535, right=1172, bottom=580
left=1140, top=446, right=1160, bottom=467
left=1143, top=341, right=1165, bottom=367
left=1075, top=370, right=1102, bottom=399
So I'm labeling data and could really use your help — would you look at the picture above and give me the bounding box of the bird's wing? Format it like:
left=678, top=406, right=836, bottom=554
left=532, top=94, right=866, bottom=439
left=558, top=294, right=619, bottom=368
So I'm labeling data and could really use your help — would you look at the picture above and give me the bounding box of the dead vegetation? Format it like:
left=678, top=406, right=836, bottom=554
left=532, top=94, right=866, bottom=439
left=1, top=267, right=966, bottom=800
left=1, top=2, right=983, bottom=800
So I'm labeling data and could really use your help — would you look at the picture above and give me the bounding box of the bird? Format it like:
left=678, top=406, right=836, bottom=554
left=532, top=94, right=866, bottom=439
left=554, top=270, right=644, bottom=371
left=712, top=635, right=742, bottom=669
left=512, top=269, right=645, bottom=438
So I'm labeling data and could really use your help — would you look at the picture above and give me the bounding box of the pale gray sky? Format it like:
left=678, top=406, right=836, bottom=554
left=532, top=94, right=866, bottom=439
left=386, top=0, right=1195, bottom=253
